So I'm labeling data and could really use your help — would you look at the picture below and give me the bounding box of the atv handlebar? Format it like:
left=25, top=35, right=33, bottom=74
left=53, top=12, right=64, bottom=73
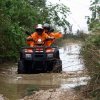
left=27, top=37, right=54, bottom=42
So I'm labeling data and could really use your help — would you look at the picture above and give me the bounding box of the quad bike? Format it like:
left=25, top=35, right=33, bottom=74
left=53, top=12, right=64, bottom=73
left=18, top=33, right=62, bottom=74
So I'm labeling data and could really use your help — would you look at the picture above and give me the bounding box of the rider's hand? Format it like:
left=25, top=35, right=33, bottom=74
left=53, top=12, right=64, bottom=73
left=26, top=38, right=33, bottom=41
left=45, top=37, right=55, bottom=41
left=49, top=37, right=55, bottom=39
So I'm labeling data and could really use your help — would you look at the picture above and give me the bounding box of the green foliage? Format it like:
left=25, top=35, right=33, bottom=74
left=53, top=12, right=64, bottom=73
left=81, top=33, right=100, bottom=99
left=46, top=3, right=70, bottom=27
left=0, top=0, right=70, bottom=61
left=0, top=0, right=44, bottom=60
left=88, top=0, right=100, bottom=31
left=86, top=34, right=100, bottom=47
left=0, top=0, right=30, bottom=60
left=82, top=0, right=100, bottom=100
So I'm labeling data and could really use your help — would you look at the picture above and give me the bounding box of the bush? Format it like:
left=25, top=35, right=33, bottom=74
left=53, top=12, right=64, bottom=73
left=81, top=33, right=100, bottom=99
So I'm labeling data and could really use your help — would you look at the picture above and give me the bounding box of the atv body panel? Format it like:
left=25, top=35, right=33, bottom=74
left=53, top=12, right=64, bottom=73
left=18, top=46, right=62, bottom=74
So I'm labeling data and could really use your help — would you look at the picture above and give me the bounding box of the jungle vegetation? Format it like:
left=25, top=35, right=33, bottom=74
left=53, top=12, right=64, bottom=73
left=82, top=0, right=100, bottom=99
left=0, top=0, right=70, bottom=61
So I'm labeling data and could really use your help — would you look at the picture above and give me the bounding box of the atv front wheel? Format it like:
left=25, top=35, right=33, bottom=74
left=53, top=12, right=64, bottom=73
left=52, top=60, right=62, bottom=73
left=18, top=60, right=25, bottom=74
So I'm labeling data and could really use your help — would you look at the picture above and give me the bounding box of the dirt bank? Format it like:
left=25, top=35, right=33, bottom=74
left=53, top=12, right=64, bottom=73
left=19, top=88, right=90, bottom=100
left=0, top=94, right=8, bottom=100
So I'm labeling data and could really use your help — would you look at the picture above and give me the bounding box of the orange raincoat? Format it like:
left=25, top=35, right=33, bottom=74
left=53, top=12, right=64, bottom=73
left=26, top=31, right=50, bottom=47
left=45, top=32, right=63, bottom=46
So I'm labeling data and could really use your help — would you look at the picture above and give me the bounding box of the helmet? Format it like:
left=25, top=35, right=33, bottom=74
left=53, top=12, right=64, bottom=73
left=35, top=24, right=43, bottom=30
left=43, top=23, right=50, bottom=30
left=35, top=24, right=44, bottom=35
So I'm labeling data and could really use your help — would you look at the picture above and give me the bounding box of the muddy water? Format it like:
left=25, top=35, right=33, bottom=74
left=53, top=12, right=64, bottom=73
left=0, top=43, right=89, bottom=100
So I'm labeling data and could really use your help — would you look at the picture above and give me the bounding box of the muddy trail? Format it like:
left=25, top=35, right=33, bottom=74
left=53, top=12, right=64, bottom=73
left=0, top=43, right=90, bottom=100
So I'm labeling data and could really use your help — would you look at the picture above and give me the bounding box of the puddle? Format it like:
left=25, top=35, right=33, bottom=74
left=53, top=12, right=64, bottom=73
left=0, top=43, right=90, bottom=100
left=60, top=43, right=84, bottom=72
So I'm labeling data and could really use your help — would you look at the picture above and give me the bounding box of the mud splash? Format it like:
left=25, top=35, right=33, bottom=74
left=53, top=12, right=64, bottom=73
left=0, top=43, right=89, bottom=100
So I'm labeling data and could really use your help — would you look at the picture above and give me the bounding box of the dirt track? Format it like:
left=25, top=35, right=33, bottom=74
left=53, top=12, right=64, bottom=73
left=19, top=43, right=89, bottom=100
left=20, top=89, right=80, bottom=100
left=0, top=43, right=90, bottom=100
left=20, top=86, right=91, bottom=100
left=0, top=94, right=8, bottom=100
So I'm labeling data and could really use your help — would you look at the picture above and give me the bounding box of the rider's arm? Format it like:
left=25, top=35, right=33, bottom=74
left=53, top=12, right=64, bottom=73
left=26, top=33, right=36, bottom=47
left=53, top=32, right=63, bottom=39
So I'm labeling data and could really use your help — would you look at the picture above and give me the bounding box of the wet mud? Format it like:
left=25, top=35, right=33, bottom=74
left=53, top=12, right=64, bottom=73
left=0, top=43, right=90, bottom=100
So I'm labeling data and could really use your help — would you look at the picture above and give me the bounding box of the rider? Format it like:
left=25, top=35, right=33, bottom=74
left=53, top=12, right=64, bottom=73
left=43, top=23, right=63, bottom=38
left=26, top=24, right=52, bottom=47
left=43, top=23, right=63, bottom=46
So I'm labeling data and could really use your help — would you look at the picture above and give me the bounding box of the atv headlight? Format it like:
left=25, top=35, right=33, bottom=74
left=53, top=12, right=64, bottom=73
left=47, top=54, right=53, bottom=58
left=25, top=54, right=32, bottom=58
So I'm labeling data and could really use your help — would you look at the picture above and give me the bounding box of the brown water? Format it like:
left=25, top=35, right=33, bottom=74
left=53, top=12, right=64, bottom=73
left=0, top=43, right=89, bottom=100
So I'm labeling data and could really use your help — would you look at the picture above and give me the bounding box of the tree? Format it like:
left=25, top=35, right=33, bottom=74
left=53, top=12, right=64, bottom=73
left=0, top=0, right=70, bottom=60
left=88, top=0, right=100, bottom=31
left=45, top=3, right=70, bottom=27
